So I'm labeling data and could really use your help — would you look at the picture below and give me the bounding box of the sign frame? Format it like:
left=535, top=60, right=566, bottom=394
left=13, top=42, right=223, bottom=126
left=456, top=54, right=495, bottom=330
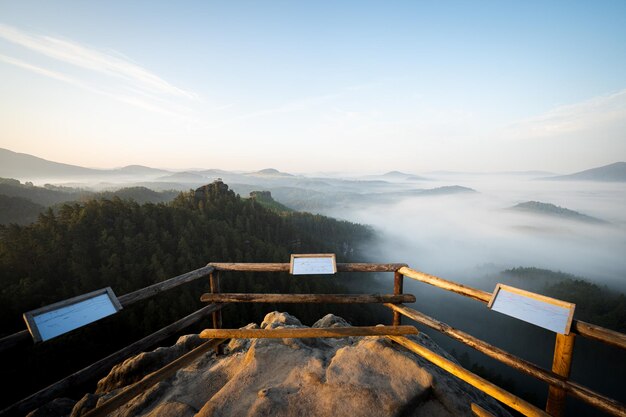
left=488, top=283, right=576, bottom=335
left=289, top=253, right=337, bottom=275
left=23, top=287, right=123, bottom=343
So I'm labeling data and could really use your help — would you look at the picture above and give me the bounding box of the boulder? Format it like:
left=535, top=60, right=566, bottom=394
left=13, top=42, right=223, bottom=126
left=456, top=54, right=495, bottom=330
left=69, top=311, right=511, bottom=417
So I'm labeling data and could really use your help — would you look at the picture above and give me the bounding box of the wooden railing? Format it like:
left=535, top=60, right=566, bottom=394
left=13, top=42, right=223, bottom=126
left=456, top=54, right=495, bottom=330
left=392, top=266, right=626, bottom=417
left=204, top=262, right=626, bottom=417
left=0, top=265, right=220, bottom=416
left=2, top=262, right=625, bottom=417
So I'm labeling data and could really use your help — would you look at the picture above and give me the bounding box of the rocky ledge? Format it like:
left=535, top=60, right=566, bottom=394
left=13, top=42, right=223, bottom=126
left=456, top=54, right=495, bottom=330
left=31, top=312, right=512, bottom=417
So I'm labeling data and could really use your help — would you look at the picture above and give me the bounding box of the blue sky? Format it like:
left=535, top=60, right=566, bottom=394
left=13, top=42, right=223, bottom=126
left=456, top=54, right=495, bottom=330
left=0, top=1, right=625, bottom=173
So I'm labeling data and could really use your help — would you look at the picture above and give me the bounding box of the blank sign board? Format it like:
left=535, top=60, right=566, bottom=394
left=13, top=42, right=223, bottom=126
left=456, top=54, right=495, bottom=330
left=23, top=287, right=122, bottom=343
left=488, top=284, right=575, bottom=335
left=290, top=253, right=337, bottom=275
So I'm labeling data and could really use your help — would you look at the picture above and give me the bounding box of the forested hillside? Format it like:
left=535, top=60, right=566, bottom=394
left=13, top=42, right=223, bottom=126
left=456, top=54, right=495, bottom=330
left=0, top=178, right=181, bottom=224
left=0, top=180, right=375, bottom=408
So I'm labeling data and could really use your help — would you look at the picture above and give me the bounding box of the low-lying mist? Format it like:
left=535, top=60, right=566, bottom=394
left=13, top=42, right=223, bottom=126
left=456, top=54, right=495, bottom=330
left=325, top=174, right=626, bottom=414
left=328, top=174, right=626, bottom=290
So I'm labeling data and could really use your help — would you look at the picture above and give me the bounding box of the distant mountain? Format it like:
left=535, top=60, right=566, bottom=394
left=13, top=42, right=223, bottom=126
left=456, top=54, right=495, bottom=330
left=543, top=162, right=626, bottom=182
left=157, top=172, right=207, bottom=182
left=96, top=187, right=179, bottom=204
left=0, top=178, right=178, bottom=209
left=0, top=148, right=170, bottom=180
left=509, top=201, right=606, bottom=224
left=380, top=171, right=428, bottom=181
left=249, top=168, right=294, bottom=177
left=0, top=148, right=101, bottom=179
left=197, top=169, right=234, bottom=177
left=0, top=177, right=91, bottom=206
left=416, top=185, right=476, bottom=196
left=116, top=165, right=171, bottom=176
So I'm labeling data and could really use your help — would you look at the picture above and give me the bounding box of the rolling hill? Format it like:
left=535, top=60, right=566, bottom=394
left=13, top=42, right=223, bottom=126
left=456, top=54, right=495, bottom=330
left=0, top=148, right=101, bottom=179
left=509, top=201, right=606, bottom=224
left=543, top=162, right=626, bottom=182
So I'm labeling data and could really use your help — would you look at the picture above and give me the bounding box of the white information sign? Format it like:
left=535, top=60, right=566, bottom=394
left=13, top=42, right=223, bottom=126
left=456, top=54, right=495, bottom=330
left=23, top=287, right=123, bottom=342
left=290, top=254, right=337, bottom=275
left=488, top=284, right=575, bottom=335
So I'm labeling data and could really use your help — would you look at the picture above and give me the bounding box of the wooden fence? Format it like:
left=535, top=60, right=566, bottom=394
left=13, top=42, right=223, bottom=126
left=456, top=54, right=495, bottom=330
left=1, top=262, right=625, bottom=417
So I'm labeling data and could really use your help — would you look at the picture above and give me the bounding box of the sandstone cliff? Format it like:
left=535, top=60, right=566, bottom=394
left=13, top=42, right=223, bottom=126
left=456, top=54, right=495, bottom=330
left=31, top=312, right=512, bottom=417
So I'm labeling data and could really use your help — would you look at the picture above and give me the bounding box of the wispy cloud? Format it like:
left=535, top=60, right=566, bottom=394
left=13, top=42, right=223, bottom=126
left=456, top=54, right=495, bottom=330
left=0, top=54, right=183, bottom=117
left=502, top=88, right=626, bottom=139
left=0, top=23, right=196, bottom=115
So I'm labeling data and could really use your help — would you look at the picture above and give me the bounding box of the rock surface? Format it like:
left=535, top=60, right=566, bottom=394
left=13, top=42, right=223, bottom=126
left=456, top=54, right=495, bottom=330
left=57, top=312, right=512, bottom=417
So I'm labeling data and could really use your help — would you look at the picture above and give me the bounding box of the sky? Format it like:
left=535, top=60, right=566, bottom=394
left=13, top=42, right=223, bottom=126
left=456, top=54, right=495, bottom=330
left=0, top=1, right=625, bottom=173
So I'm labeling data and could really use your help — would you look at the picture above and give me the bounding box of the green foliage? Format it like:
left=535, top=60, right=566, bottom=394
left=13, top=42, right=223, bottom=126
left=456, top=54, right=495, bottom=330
left=0, top=177, right=89, bottom=206
left=0, top=181, right=373, bottom=333
left=248, top=190, right=293, bottom=212
left=90, top=187, right=179, bottom=204
left=0, top=195, right=45, bottom=225
left=0, top=181, right=376, bottom=406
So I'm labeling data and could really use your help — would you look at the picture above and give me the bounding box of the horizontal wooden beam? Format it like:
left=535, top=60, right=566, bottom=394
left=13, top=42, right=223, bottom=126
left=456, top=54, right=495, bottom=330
left=1, top=303, right=226, bottom=417
left=387, top=335, right=551, bottom=417
left=200, top=293, right=416, bottom=304
left=573, top=320, right=626, bottom=351
left=117, top=265, right=214, bottom=306
left=398, top=266, right=492, bottom=303
left=81, top=338, right=227, bottom=417
left=200, top=325, right=418, bottom=339
left=398, top=267, right=626, bottom=351
left=386, top=303, right=626, bottom=417
left=0, top=329, right=30, bottom=353
left=471, top=403, right=497, bottom=417
left=208, top=262, right=407, bottom=272
left=0, top=265, right=215, bottom=354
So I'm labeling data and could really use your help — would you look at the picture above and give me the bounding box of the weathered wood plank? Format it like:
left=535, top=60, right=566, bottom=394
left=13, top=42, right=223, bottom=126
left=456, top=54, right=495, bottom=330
left=200, top=293, right=416, bottom=304
left=398, top=267, right=626, bottom=351
left=0, top=330, right=30, bottom=353
left=208, top=262, right=407, bottom=272
left=572, top=320, right=626, bottom=350
left=471, top=403, right=497, bottom=417
left=0, top=266, right=214, bottom=353
left=545, top=333, right=576, bottom=417
left=199, top=325, right=418, bottom=339
left=209, top=271, right=223, bottom=355
left=398, top=266, right=492, bottom=303
left=117, top=265, right=214, bottom=306
left=386, top=303, right=626, bottom=417
left=387, top=335, right=551, bottom=417
left=0, top=266, right=215, bottom=354
left=0, top=303, right=226, bottom=417
left=392, top=271, right=404, bottom=326
left=81, top=338, right=227, bottom=417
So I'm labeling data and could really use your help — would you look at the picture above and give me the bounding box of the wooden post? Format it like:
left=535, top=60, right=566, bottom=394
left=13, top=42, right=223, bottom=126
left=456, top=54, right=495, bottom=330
left=209, top=272, right=223, bottom=355
left=546, top=333, right=576, bottom=416
left=393, top=271, right=404, bottom=326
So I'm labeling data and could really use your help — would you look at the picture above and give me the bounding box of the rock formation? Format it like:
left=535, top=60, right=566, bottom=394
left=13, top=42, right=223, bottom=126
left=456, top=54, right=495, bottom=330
left=32, top=312, right=512, bottom=417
